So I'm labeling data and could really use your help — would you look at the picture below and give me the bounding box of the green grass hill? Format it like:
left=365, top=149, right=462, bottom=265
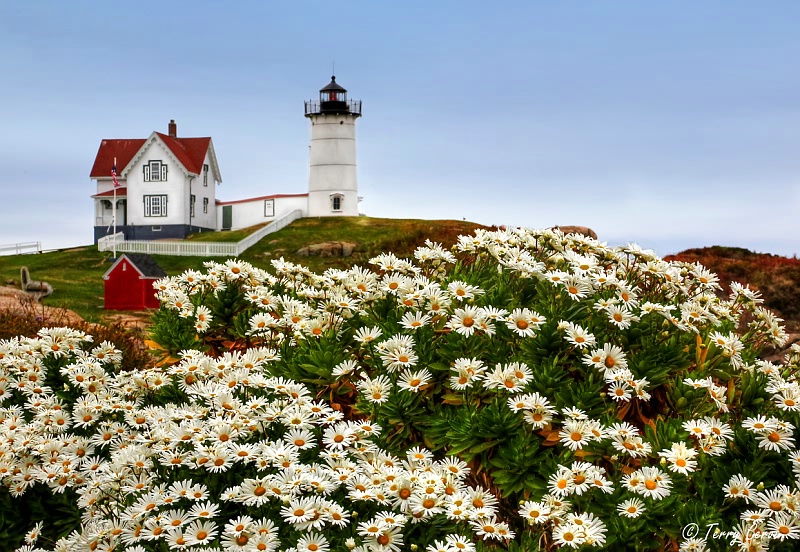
left=0, top=217, right=486, bottom=323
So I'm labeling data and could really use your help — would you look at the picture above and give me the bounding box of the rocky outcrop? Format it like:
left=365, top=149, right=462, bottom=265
left=296, top=242, right=358, bottom=257
left=666, top=246, right=800, bottom=328
left=554, top=226, right=598, bottom=240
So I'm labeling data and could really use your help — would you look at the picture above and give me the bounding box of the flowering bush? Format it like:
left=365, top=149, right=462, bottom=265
left=0, top=329, right=494, bottom=551
left=3, top=227, right=800, bottom=551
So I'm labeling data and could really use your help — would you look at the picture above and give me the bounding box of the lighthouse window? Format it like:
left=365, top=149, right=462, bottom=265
left=332, top=196, right=342, bottom=212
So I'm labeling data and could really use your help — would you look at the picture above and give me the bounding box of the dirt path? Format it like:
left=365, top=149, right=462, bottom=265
left=102, top=311, right=155, bottom=330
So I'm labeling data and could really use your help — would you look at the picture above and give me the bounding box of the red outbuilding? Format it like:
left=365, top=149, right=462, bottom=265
left=103, top=253, right=167, bottom=310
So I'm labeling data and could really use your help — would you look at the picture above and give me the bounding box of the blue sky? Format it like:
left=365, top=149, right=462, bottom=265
left=1, top=2, right=799, bottom=256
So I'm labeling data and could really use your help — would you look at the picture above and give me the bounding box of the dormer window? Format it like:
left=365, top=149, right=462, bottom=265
left=331, top=194, right=343, bottom=212
left=143, top=160, right=167, bottom=182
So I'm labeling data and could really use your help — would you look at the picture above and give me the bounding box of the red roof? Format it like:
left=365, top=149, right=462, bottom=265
left=92, top=187, right=127, bottom=197
left=90, top=139, right=145, bottom=178
left=90, top=133, right=211, bottom=178
left=154, top=133, right=210, bottom=174
left=216, top=193, right=309, bottom=206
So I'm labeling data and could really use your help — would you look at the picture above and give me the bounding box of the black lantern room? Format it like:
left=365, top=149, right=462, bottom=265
left=305, top=76, right=362, bottom=117
left=320, top=76, right=346, bottom=104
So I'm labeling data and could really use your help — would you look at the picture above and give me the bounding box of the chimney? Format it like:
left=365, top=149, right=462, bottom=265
left=168, top=119, right=177, bottom=137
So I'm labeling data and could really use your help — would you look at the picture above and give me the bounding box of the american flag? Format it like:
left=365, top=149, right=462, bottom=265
left=111, top=165, right=120, bottom=188
left=112, top=159, right=120, bottom=188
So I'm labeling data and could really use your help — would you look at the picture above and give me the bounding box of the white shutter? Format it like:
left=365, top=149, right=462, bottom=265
left=143, top=165, right=150, bottom=182
left=161, top=165, right=168, bottom=181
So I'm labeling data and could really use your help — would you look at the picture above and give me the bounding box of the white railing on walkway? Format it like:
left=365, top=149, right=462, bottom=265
left=97, top=210, right=304, bottom=257
left=233, top=209, right=302, bottom=256
left=0, top=241, right=42, bottom=255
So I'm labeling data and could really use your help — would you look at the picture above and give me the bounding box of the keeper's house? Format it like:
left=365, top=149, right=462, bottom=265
left=90, top=120, right=222, bottom=242
left=90, top=76, right=363, bottom=243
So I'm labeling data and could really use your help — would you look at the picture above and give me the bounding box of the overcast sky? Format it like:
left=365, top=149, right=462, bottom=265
left=1, top=2, right=799, bottom=257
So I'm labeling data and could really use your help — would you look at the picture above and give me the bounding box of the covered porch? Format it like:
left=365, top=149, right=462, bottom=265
left=93, top=188, right=127, bottom=228
left=92, top=188, right=127, bottom=243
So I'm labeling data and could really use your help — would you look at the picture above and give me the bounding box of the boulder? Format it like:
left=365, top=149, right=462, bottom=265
left=296, top=241, right=358, bottom=257
left=554, top=226, right=598, bottom=240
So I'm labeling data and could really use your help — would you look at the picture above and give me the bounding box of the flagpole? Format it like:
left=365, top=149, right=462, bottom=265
left=112, top=157, right=117, bottom=259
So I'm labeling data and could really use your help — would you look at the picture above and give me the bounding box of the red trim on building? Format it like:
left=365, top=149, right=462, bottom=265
left=216, top=193, right=309, bottom=206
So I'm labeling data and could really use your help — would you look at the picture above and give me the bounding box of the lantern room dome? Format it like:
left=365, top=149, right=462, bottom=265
left=320, top=75, right=347, bottom=94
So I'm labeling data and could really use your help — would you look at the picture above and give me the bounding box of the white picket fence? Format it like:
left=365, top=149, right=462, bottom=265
left=97, top=210, right=303, bottom=257
left=0, top=241, right=42, bottom=255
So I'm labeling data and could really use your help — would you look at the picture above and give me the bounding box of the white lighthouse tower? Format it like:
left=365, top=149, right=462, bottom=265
left=304, top=76, right=362, bottom=217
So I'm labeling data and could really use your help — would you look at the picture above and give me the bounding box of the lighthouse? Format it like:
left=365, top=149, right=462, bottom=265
left=304, top=76, right=362, bottom=217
